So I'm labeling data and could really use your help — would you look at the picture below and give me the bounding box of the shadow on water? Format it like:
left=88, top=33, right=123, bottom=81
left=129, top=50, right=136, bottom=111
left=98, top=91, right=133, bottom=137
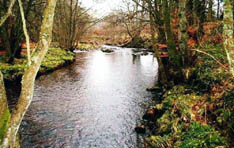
left=17, top=46, right=158, bottom=148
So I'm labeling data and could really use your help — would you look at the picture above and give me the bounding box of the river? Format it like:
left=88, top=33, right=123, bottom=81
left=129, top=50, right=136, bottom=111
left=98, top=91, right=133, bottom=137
left=19, top=46, right=158, bottom=148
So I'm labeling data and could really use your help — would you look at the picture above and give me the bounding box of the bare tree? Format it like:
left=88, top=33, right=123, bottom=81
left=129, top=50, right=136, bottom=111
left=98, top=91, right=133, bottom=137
left=53, top=0, right=94, bottom=50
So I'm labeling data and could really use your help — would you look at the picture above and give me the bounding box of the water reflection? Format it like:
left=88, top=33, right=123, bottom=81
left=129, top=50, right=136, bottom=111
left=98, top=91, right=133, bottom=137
left=19, top=47, right=158, bottom=148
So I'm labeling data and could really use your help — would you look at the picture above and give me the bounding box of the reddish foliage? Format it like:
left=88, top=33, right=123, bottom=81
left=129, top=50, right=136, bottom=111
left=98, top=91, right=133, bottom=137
left=201, top=21, right=223, bottom=44
left=188, top=26, right=198, bottom=36
left=159, top=52, right=169, bottom=57
left=20, top=42, right=36, bottom=56
left=21, top=42, right=36, bottom=49
left=158, top=44, right=168, bottom=49
left=187, top=38, right=196, bottom=47
left=0, top=50, right=6, bottom=55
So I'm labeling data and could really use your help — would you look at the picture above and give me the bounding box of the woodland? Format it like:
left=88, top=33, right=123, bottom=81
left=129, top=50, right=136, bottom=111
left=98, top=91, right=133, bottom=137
left=0, top=0, right=233, bottom=147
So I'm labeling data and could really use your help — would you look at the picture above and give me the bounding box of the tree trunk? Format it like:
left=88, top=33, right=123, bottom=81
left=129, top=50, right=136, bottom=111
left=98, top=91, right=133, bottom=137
left=1, top=0, right=58, bottom=147
left=0, top=73, right=11, bottom=146
left=223, top=0, right=234, bottom=76
left=162, top=0, right=182, bottom=68
left=217, top=0, right=220, bottom=19
left=153, top=0, right=166, bottom=43
left=147, top=0, right=168, bottom=87
left=208, top=0, right=214, bottom=21
left=178, top=0, right=189, bottom=66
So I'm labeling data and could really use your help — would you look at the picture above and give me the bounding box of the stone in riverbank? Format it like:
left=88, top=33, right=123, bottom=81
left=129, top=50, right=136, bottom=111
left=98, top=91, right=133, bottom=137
left=135, top=125, right=146, bottom=134
left=143, top=108, right=155, bottom=121
left=143, top=107, right=164, bottom=122
left=146, top=86, right=162, bottom=92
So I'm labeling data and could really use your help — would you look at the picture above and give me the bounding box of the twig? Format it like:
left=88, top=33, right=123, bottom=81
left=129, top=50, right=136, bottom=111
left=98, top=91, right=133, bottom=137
left=18, top=0, right=31, bottom=65
left=190, top=48, right=228, bottom=71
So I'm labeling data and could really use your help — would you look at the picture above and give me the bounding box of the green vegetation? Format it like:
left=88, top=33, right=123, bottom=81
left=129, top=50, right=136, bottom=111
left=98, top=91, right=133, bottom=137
left=0, top=48, right=75, bottom=81
left=178, top=122, right=226, bottom=148
left=191, top=45, right=230, bottom=92
left=0, top=109, right=10, bottom=141
left=77, top=43, right=98, bottom=50
left=145, top=46, right=233, bottom=147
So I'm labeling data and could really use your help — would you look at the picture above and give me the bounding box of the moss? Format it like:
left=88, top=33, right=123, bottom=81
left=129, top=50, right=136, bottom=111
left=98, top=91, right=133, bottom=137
left=214, top=88, right=234, bottom=144
left=146, top=84, right=228, bottom=147
left=0, top=109, right=11, bottom=142
left=175, top=122, right=227, bottom=148
left=146, top=135, right=172, bottom=147
left=0, top=48, right=75, bottom=81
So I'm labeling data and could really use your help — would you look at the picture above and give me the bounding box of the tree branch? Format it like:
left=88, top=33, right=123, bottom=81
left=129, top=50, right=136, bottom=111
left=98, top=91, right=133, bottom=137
left=190, top=48, right=229, bottom=70
left=18, top=0, right=31, bottom=65
left=0, top=0, right=17, bottom=26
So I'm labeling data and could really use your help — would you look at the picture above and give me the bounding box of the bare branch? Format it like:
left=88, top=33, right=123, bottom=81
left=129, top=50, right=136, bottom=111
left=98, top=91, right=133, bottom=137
left=0, top=0, right=17, bottom=26
left=18, top=0, right=31, bottom=65
left=190, top=48, right=229, bottom=70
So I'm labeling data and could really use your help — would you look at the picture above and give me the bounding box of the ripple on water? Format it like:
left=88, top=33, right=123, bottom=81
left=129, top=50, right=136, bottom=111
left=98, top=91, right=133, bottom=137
left=19, top=47, right=158, bottom=148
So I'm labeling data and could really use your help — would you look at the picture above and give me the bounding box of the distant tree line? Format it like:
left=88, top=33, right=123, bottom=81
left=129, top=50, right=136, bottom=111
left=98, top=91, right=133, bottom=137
left=0, top=0, right=94, bottom=63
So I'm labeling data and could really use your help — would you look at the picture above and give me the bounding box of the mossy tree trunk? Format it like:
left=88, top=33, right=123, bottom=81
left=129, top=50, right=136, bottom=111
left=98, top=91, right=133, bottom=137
left=0, top=73, right=11, bottom=147
left=178, top=0, right=189, bottom=66
left=153, top=0, right=166, bottom=43
left=162, top=0, right=184, bottom=85
left=146, top=0, right=169, bottom=87
left=162, top=0, right=182, bottom=69
left=0, top=0, right=17, bottom=146
left=0, top=0, right=58, bottom=147
left=223, top=0, right=234, bottom=76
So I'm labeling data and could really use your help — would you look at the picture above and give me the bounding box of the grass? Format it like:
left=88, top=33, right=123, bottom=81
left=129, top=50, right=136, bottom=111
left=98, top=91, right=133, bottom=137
left=0, top=48, right=75, bottom=81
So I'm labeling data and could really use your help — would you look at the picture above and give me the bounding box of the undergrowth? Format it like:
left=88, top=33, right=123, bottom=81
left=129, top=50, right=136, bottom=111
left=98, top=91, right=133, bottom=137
left=146, top=45, right=233, bottom=147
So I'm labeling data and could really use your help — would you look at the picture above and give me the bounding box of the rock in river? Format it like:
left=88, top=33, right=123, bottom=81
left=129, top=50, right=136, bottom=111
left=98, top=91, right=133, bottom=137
left=100, top=46, right=114, bottom=53
left=135, top=125, right=146, bottom=134
left=146, top=86, right=162, bottom=92
left=143, top=108, right=155, bottom=121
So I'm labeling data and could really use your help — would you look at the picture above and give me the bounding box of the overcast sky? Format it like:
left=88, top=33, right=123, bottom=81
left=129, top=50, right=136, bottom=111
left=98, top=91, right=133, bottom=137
left=80, top=0, right=223, bottom=18
left=80, top=0, right=124, bottom=18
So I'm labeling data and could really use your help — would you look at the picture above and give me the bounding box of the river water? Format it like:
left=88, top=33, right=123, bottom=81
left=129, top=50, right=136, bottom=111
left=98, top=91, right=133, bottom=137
left=19, top=46, right=158, bottom=148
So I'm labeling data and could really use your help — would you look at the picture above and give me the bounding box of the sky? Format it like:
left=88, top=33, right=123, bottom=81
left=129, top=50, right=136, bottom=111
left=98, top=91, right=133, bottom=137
left=80, top=0, right=223, bottom=18
left=80, top=0, right=124, bottom=18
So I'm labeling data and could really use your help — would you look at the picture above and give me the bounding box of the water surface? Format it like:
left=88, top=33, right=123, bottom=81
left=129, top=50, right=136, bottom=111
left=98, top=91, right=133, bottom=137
left=19, top=46, right=158, bottom=148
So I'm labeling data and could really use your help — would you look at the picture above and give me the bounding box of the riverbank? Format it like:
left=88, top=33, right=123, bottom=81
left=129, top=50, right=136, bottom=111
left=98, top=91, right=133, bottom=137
left=142, top=45, right=234, bottom=147
left=0, top=48, right=75, bottom=82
